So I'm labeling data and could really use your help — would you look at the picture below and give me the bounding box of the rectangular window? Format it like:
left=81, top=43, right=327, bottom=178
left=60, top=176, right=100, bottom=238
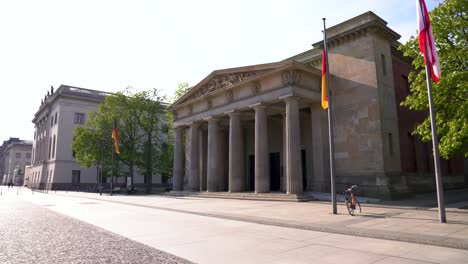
left=72, top=170, right=81, bottom=184
left=51, top=117, right=54, bottom=126
left=15, top=153, right=21, bottom=158
left=381, top=54, right=387, bottom=76
left=52, top=135, right=56, bottom=159
left=55, top=112, right=58, bottom=125
left=402, top=75, right=410, bottom=95
left=26, top=153, right=31, bottom=159
left=74, top=113, right=85, bottom=124
left=388, top=133, right=394, bottom=156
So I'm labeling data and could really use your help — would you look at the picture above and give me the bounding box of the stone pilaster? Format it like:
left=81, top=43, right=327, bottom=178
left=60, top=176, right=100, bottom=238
left=173, top=126, right=184, bottom=191
left=228, top=112, right=245, bottom=192
left=207, top=118, right=220, bottom=192
left=285, top=98, right=303, bottom=194
left=253, top=105, right=269, bottom=193
left=188, top=123, right=200, bottom=191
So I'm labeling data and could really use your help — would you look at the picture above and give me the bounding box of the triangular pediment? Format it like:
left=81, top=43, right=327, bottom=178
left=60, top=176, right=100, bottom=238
left=169, top=60, right=321, bottom=110
left=172, top=61, right=287, bottom=107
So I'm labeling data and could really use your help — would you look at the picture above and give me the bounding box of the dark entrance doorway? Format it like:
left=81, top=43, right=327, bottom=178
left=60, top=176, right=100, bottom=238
left=248, top=155, right=255, bottom=191
left=270, top=152, right=280, bottom=191
left=301, top=149, right=307, bottom=191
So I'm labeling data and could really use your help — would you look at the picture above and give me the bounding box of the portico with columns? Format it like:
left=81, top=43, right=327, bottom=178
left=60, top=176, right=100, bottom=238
left=169, top=60, right=328, bottom=196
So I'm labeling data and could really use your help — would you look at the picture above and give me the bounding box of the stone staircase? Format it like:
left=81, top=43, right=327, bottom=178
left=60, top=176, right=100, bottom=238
left=165, top=191, right=311, bottom=202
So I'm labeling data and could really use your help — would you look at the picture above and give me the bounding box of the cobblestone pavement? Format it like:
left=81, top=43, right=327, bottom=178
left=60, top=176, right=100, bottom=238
left=0, top=191, right=193, bottom=264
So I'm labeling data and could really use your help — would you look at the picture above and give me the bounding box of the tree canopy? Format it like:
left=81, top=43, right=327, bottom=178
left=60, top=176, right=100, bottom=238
left=72, top=88, right=170, bottom=186
left=399, top=0, right=468, bottom=158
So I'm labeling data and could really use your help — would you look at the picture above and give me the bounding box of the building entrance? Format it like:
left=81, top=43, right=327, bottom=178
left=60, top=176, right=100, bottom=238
left=270, top=152, right=280, bottom=191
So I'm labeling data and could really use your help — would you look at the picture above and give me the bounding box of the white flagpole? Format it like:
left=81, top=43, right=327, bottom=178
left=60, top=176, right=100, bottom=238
left=323, top=18, right=337, bottom=214
left=419, top=0, right=446, bottom=223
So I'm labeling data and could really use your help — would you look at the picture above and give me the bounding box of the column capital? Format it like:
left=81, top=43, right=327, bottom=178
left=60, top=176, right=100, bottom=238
left=225, top=110, right=242, bottom=117
left=249, top=102, right=267, bottom=109
left=279, top=95, right=300, bottom=102
left=188, top=122, right=201, bottom=128
left=203, top=116, right=220, bottom=123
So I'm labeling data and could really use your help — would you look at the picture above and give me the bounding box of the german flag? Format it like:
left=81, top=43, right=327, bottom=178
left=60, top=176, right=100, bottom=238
left=321, top=49, right=328, bottom=109
left=111, top=120, right=120, bottom=155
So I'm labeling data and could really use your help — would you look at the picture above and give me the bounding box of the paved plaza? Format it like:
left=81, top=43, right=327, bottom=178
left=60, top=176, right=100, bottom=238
left=1, top=186, right=468, bottom=263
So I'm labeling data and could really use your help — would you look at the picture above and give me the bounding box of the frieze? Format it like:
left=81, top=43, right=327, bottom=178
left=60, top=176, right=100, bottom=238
left=186, top=71, right=258, bottom=101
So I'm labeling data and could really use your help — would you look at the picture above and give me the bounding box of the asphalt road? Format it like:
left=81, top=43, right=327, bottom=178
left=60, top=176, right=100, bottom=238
left=0, top=190, right=192, bottom=264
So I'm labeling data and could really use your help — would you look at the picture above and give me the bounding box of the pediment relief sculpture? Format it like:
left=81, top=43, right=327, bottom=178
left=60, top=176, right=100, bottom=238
left=186, top=71, right=258, bottom=102
left=282, top=70, right=302, bottom=86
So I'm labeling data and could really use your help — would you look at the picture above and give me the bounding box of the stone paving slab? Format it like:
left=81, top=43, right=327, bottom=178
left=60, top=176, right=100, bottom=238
left=22, top=188, right=468, bottom=250
left=0, top=192, right=193, bottom=264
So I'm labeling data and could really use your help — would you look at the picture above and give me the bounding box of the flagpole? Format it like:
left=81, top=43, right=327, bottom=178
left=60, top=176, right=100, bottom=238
left=423, top=40, right=446, bottom=223
left=111, top=122, right=114, bottom=196
left=323, top=18, right=337, bottom=214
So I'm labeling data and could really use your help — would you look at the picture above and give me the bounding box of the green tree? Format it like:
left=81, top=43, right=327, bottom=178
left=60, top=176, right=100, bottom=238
left=73, top=87, right=169, bottom=186
left=399, top=0, right=468, bottom=158
left=171, top=82, right=190, bottom=103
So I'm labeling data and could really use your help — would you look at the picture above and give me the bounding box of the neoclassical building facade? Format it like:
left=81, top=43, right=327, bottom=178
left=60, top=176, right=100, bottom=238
left=169, top=11, right=467, bottom=198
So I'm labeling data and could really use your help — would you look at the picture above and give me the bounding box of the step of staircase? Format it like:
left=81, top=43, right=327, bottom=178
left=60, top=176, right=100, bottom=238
left=165, top=191, right=311, bottom=202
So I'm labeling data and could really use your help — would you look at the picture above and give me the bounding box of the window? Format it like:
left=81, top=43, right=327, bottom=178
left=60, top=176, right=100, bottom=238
left=72, top=170, right=81, bottom=184
left=51, top=117, right=54, bottom=126
left=74, top=113, right=85, bottom=124
left=26, top=153, right=31, bottom=159
left=15, top=153, right=21, bottom=158
left=48, top=137, right=52, bottom=159
left=402, top=75, right=410, bottom=95
left=52, top=135, right=56, bottom=159
left=55, top=112, right=58, bottom=125
left=381, top=54, right=387, bottom=76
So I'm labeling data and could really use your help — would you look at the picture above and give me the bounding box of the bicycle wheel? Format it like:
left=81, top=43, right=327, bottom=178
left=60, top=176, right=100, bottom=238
left=346, top=199, right=361, bottom=216
left=354, top=199, right=361, bottom=214
left=346, top=200, right=355, bottom=216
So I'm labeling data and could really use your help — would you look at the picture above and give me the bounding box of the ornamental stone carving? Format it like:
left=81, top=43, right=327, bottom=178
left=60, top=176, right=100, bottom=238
left=251, top=81, right=261, bottom=95
left=187, top=71, right=258, bottom=101
left=225, top=90, right=234, bottom=103
left=282, top=70, right=302, bottom=86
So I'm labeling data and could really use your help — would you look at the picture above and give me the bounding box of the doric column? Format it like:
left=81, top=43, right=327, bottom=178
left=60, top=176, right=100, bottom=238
left=253, top=104, right=269, bottom=193
left=199, top=129, right=207, bottom=191
left=285, top=97, right=303, bottom=194
left=207, top=118, right=220, bottom=192
left=188, top=123, right=200, bottom=191
left=173, top=126, right=184, bottom=191
left=228, top=111, right=245, bottom=192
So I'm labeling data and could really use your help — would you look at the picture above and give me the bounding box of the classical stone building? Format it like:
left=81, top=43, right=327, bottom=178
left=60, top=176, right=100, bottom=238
left=0, top=138, right=32, bottom=185
left=169, top=11, right=467, bottom=198
left=29, top=85, right=167, bottom=190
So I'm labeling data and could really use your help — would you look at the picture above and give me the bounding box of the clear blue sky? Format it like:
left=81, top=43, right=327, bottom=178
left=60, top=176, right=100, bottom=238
left=0, top=0, right=440, bottom=142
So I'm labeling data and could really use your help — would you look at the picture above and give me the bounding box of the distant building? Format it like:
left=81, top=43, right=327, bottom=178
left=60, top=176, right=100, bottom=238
left=0, top=138, right=32, bottom=185
left=29, top=85, right=166, bottom=190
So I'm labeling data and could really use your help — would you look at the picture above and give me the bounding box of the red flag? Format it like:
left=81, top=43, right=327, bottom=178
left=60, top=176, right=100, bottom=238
left=417, top=0, right=441, bottom=83
left=321, top=49, right=328, bottom=109
left=112, top=121, right=120, bottom=155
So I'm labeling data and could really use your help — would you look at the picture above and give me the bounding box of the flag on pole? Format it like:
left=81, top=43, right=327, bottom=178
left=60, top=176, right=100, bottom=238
left=321, top=49, right=329, bottom=109
left=112, top=120, right=120, bottom=155
left=417, top=0, right=441, bottom=83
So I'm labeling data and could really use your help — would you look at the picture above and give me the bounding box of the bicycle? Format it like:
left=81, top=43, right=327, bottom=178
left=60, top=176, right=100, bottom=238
left=344, top=185, right=361, bottom=216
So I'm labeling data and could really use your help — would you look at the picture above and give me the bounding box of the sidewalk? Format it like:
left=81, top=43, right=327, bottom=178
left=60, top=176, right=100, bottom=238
left=47, top=189, right=468, bottom=250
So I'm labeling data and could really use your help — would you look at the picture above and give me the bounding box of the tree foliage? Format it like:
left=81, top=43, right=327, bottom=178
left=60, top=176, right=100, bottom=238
left=72, top=88, right=170, bottom=184
left=171, top=82, right=189, bottom=103
left=399, top=0, right=468, bottom=158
